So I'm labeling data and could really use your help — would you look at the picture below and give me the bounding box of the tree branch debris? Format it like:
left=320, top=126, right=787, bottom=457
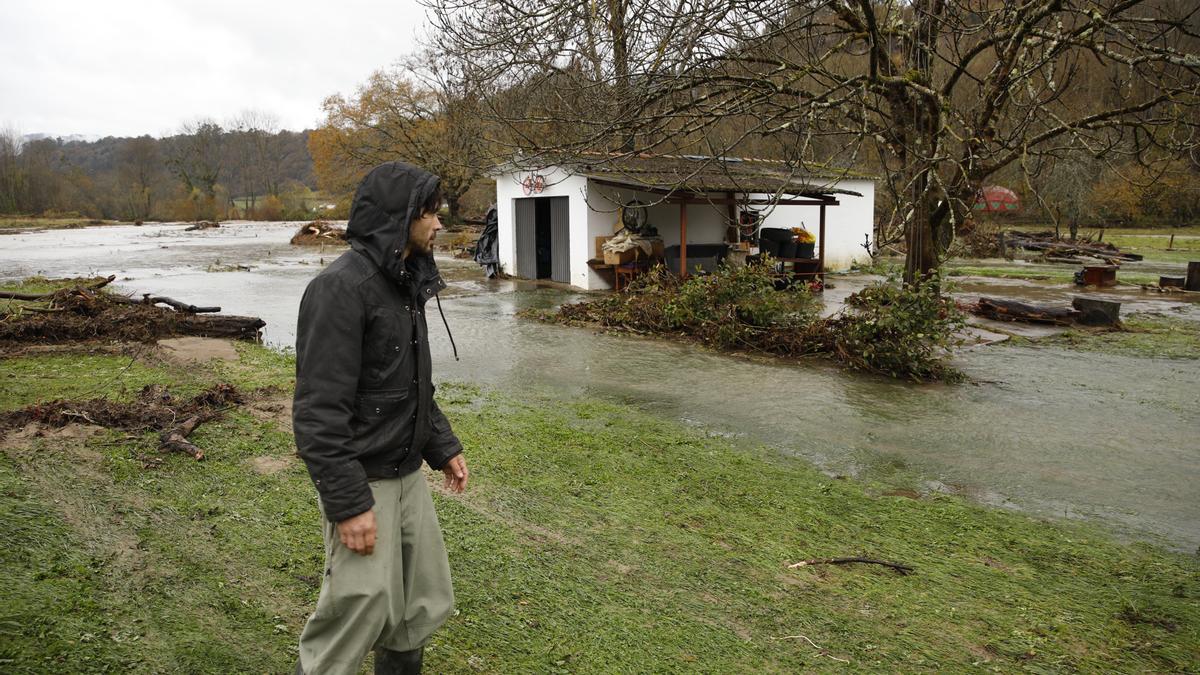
left=788, top=557, right=915, bottom=575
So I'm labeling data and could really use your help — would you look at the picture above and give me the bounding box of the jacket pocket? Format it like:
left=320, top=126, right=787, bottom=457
left=353, top=389, right=410, bottom=420
left=363, top=306, right=413, bottom=386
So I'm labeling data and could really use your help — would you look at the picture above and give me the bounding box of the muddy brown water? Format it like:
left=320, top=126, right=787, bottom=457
left=2, top=222, right=1198, bottom=551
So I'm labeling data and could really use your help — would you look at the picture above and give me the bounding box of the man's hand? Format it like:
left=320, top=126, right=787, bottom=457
left=442, top=454, right=469, bottom=493
left=337, top=509, right=377, bottom=555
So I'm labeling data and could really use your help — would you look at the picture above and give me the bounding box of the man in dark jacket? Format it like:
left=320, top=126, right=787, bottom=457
left=293, top=161, right=468, bottom=675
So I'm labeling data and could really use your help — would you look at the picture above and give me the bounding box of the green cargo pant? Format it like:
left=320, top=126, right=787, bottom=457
left=298, top=469, right=454, bottom=675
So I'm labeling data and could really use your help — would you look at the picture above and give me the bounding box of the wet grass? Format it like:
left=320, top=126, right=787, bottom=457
left=995, top=225, right=1200, bottom=265
left=0, top=275, right=116, bottom=316
left=1099, top=233, right=1200, bottom=266
left=0, top=217, right=122, bottom=232
left=944, top=264, right=1163, bottom=286
left=1026, top=314, right=1200, bottom=360
left=1, top=345, right=1197, bottom=673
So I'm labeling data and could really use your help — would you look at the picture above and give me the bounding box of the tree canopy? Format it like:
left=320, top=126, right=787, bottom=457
left=426, top=0, right=1200, bottom=279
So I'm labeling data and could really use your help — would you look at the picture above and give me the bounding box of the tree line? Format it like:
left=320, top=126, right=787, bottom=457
left=0, top=112, right=316, bottom=222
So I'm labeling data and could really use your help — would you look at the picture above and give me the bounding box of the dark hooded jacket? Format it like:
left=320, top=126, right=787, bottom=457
left=293, top=162, right=463, bottom=522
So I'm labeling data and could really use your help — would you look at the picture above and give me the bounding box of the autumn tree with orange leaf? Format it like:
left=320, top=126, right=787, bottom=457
left=309, top=51, right=489, bottom=224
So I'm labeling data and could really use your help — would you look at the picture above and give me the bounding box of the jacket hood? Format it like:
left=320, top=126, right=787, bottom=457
left=345, top=161, right=441, bottom=288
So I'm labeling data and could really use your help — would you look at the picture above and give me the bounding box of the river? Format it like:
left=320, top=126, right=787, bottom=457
left=2, top=221, right=1197, bottom=551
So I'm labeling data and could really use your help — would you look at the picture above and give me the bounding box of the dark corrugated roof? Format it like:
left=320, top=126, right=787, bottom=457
left=561, top=154, right=867, bottom=197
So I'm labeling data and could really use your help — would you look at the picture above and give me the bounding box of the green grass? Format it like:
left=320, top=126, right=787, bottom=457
left=0, top=217, right=121, bottom=231
left=998, top=225, right=1200, bottom=265
left=0, top=275, right=120, bottom=316
left=0, top=345, right=1197, bottom=673
left=1024, top=314, right=1200, bottom=359
left=1098, top=233, right=1200, bottom=265
left=944, top=264, right=1163, bottom=286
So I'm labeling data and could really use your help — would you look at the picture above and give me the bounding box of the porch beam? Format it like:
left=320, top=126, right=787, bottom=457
left=819, top=203, right=827, bottom=281
left=587, top=178, right=840, bottom=205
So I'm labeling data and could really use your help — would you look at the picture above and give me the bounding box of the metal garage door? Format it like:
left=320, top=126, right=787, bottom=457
left=514, top=198, right=536, bottom=279
left=550, top=197, right=570, bottom=283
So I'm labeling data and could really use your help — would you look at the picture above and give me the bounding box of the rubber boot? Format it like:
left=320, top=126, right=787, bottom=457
left=374, top=647, right=423, bottom=675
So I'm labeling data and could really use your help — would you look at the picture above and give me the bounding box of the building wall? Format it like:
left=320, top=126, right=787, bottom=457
left=495, top=167, right=592, bottom=286
left=755, top=178, right=875, bottom=271
left=496, top=168, right=876, bottom=290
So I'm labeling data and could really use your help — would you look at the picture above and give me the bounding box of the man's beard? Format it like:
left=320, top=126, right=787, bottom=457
left=406, top=234, right=435, bottom=257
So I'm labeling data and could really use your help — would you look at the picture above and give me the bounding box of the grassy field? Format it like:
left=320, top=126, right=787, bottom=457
left=1001, top=225, right=1200, bottom=265
left=1009, top=314, right=1200, bottom=360
left=942, top=264, right=1165, bottom=286
left=1, top=336, right=1197, bottom=673
left=0, top=217, right=125, bottom=231
left=856, top=259, right=1168, bottom=286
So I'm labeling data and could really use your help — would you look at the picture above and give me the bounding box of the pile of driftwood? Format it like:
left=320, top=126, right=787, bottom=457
left=0, top=383, right=244, bottom=462
left=1002, top=230, right=1142, bottom=264
left=185, top=220, right=221, bottom=231
left=966, top=296, right=1121, bottom=326
left=290, top=220, right=347, bottom=246
left=0, top=275, right=265, bottom=345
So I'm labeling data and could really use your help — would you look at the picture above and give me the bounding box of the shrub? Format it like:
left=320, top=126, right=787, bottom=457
left=551, top=262, right=964, bottom=381
left=662, top=260, right=819, bottom=349
left=828, top=274, right=965, bottom=381
left=253, top=196, right=284, bottom=221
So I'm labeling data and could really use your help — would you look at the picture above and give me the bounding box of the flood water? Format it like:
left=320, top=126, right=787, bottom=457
left=2, top=222, right=1198, bottom=551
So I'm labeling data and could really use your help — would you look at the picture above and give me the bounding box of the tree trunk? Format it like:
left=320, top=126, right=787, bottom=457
left=446, top=193, right=462, bottom=226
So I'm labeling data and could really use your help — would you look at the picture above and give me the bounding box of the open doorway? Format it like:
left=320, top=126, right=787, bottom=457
left=535, top=198, right=552, bottom=279
left=515, top=196, right=570, bottom=282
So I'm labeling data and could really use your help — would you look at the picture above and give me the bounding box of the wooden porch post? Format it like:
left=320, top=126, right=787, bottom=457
left=727, top=191, right=737, bottom=243
left=818, top=202, right=827, bottom=281
left=680, top=201, right=688, bottom=277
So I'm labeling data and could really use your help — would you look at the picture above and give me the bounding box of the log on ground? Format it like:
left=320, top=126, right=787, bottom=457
left=970, top=297, right=1081, bottom=325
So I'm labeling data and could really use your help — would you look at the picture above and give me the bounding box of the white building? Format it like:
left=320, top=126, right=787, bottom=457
left=493, top=155, right=875, bottom=291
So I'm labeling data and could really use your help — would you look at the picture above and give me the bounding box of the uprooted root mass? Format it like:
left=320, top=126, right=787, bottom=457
left=0, top=277, right=265, bottom=345
left=0, top=383, right=245, bottom=461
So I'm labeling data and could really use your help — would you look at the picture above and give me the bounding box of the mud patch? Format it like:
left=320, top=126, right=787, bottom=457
left=246, top=396, right=293, bottom=428
left=157, top=336, right=239, bottom=364
left=249, top=454, right=295, bottom=475
left=0, top=421, right=106, bottom=451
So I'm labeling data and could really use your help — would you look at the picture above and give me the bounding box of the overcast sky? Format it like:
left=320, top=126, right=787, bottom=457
left=0, top=0, right=429, bottom=138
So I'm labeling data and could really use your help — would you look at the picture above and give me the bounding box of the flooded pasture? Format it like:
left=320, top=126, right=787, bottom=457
left=2, top=221, right=1197, bottom=551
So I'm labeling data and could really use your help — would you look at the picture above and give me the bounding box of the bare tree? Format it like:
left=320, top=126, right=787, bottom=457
left=117, top=136, right=164, bottom=220
left=228, top=110, right=284, bottom=215
left=427, top=0, right=1200, bottom=281
left=166, top=119, right=225, bottom=199
left=0, top=127, right=25, bottom=213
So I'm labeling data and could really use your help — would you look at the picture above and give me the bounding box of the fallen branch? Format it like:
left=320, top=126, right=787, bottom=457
left=142, top=294, right=220, bottom=313
left=769, top=634, right=850, bottom=663
left=788, top=557, right=914, bottom=575
left=2, top=282, right=265, bottom=344
left=1005, top=231, right=1142, bottom=262
left=0, top=385, right=245, bottom=464
left=158, top=414, right=205, bottom=460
